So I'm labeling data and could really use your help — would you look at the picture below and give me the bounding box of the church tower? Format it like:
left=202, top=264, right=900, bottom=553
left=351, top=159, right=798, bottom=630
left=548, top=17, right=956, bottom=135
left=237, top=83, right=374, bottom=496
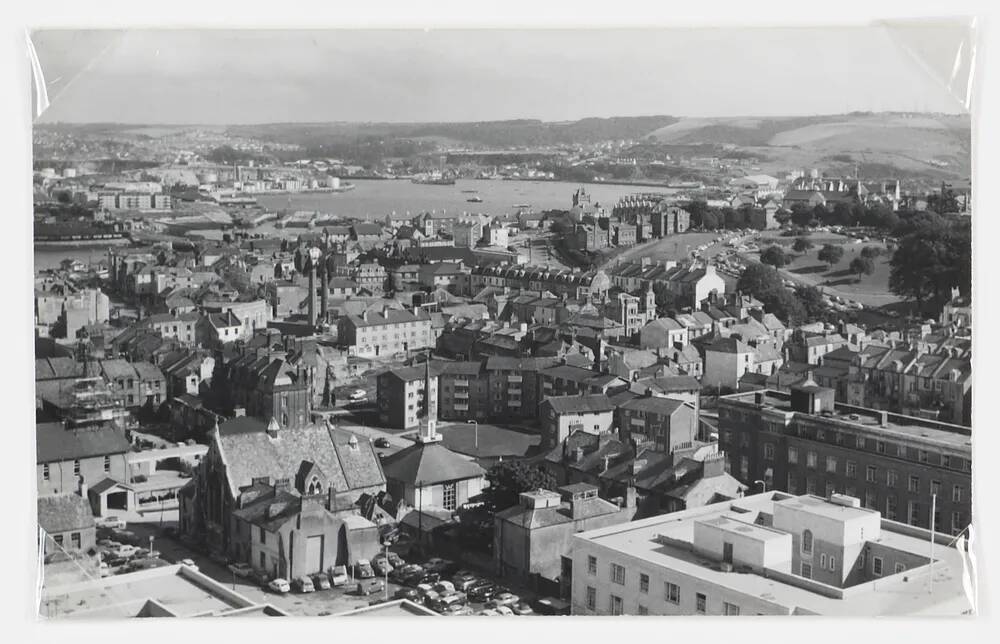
left=645, top=281, right=657, bottom=319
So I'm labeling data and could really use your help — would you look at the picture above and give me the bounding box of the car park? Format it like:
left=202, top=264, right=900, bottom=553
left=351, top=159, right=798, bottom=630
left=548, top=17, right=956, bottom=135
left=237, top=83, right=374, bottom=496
left=357, top=578, right=385, bottom=595
left=328, top=565, right=349, bottom=587
left=311, top=573, right=331, bottom=590
left=268, top=578, right=291, bottom=594
left=292, top=576, right=315, bottom=593
left=228, top=562, right=253, bottom=578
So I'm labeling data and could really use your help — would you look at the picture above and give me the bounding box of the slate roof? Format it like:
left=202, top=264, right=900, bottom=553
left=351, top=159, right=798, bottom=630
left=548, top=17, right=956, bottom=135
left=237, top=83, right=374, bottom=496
left=231, top=489, right=305, bottom=532
left=38, top=494, right=96, bottom=534
left=346, top=308, right=426, bottom=328
left=213, top=418, right=385, bottom=498
left=34, top=357, right=86, bottom=381
left=381, top=442, right=485, bottom=486
left=100, top=359, right=137, bottom=381
left=36, top=422, right=132, bottom=464
left=542, top=394, right=615, bottom=415
left=706, top=336, right=752, bottom=354
left=133, top=361, right=164, bottom=382
left=495, top=494, right=620, bottom=529
left=619, top=396, right=687, bottom=415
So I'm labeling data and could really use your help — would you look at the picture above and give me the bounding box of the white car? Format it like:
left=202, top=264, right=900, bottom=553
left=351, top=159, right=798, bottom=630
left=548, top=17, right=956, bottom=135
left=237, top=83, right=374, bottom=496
left=267, top=578, right=291, bottom=594
left=96, top=516, right=127, bottom=530
left=328, top=565, right=349, bottom=587
left=349, top=389, right=367, bottom=401
left=110, top=544, right=137, bottom=558
left=179, top=558, right=199, bottom=572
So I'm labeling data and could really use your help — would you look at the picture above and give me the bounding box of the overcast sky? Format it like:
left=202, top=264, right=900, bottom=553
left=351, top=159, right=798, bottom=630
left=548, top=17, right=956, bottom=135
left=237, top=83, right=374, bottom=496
left=31, top=28, right=971, bottom=124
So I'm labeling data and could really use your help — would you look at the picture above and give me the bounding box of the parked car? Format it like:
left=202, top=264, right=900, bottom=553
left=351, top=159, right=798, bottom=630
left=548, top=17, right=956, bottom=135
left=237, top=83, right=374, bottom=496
left=432, top=581, right=455, bottom=595
left=532, top=597, right=571, bottom=616
left=372, top=555, right=393, bottom=576
left=432, top=591, right=467, bottom=612
left=487, top=592, right=519, bottom=608
left=252, top=569, right=271, bottom=586
left=355, top=559, right=375, bottom=579
left=512, top=602, right=534, bottom=616
left=349, top=389, right=367, bottom=401
left=97, top=539, right=120, bottom=549
left=311, top=573, right=331, bottom=591
left=415, top=572, right=440, bottom=586
left=179, top=559, right=199, bottom=572
left=374, top=437, right=391, bottom=449
left=228, top=562, right=253, bottom=578
left=416, top=582, right=437, bottom=598
left=356, top=578, right=384, bottom=596
left=104, top=555, right=130, bottom=568
left=328, top=565, right=349, bottom=587
left=386, top=552, right=405, bottom=568
left=112, top=529, right=138, bottom=545
left=468, top=582, right=498, bottom=602
left=453, top=575, right=479, bottom=592
left=96, top=516, right=126, bottom=530
left=292, top=576, right=315, bottom=593
left=495, top=605, right=515, bottom=616
left=442, top=604, right=474, bottom=616
left=110, top=544, right=137, bottom=559
left=267, top=578, right=291, bottom=594
left=394, top=587, right=420, bottom=601
left=478, top=609, right=500, bottom=616
left=400, top=568, right=429, bottom=586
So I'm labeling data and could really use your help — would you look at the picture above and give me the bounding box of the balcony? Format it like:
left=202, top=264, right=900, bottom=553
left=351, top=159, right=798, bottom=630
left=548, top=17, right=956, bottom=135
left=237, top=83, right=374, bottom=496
left=453, top=404, right=469, bottom=412
left=454, top=391, right=469, bottom=400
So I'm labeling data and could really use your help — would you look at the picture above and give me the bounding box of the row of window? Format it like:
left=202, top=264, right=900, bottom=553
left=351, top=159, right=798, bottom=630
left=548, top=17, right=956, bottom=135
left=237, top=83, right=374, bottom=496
left=42, top=456, right=112, bottom=481
left=585, top=584, right=737, bottom=616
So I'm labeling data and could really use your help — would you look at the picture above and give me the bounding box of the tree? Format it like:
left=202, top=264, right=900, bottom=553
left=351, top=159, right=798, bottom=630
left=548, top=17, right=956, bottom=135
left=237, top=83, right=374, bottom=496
left=701, top=208, right=721, bottom=230
left=889, top=218, right=971, bottom=313
left=736, top=264, right=806, bottom=325
left=483, top=460, right=557, bottom=512
left=685, top=200, right=709, bottom=228
left=849, top=256, right=875, bottom=282
left=796, top=285, right=829, bottom=320
left=759, top=245, right=788, bottom=269
left=817, top=244, right=844, bottom=269
left=860, top=246, right=882, bottom=260
left=792, top=237, right=814, bottom=254
left=790, top=204, right=814, bottom=227
left=651, top=282, right=676, bottom=316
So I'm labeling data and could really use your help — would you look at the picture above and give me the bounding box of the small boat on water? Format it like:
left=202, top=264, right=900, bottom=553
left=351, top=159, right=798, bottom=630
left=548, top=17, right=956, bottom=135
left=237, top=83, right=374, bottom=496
left=467, top=196, right=484, bottom=203
left=513, top=203, right=531, bottom=208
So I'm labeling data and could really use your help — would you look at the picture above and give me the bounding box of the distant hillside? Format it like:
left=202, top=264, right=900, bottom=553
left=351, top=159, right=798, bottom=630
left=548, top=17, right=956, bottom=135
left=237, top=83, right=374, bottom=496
left=648, top=112, right=971, bottom=179
left=228, top=115, right=680, bottom=149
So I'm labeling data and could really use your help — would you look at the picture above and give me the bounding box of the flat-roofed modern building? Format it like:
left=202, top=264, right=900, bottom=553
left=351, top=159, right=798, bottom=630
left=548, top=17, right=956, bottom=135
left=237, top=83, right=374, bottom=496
left=717, top=384, right=972, bottom=536
left=570, top=492, right=974, bottom=616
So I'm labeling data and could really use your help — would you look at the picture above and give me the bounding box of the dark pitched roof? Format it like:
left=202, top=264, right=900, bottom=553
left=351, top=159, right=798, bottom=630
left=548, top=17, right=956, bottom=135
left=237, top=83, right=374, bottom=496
left=542, top=394, right=615, bottom=414
left=36, top=422, right=132, bottom=464
left=381, top=441, right=485, bottom=486
left=619, top=396, right=687, bottom=415
left=38, top=494, right=95, bottom=534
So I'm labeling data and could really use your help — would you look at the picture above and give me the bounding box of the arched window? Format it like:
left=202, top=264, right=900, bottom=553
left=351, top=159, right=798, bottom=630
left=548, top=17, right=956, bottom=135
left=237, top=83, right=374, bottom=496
left=802, top=529, right=813, bottom=554
left=307, top=476, right=323, bottom=495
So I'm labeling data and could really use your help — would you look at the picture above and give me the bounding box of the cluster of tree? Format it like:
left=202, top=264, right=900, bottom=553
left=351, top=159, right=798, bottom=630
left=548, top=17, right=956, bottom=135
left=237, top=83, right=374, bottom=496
left=205, top=145, right=274, bottom=166
left=735, top=263, right=807, bottom=326
left=786, top=202, right=900, bottom=231
left=482, top=460, right=557, bottom=512
left=759, top=245, right=790, bottom=269
left=888, top=213, right=971, bottom=313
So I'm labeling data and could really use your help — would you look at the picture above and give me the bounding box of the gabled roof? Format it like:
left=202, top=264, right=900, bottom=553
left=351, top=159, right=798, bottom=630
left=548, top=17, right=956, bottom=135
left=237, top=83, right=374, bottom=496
left=213, top=418, right=384, bottom=498
left=37, top=422, right=132, bottom=464
left=706, top=336, right=752, bottom=354
left=381, top=442, right=485, bottom=486
left=542, top=394, right=615, bottom=415
left=620, top=396, right=687, bottom=415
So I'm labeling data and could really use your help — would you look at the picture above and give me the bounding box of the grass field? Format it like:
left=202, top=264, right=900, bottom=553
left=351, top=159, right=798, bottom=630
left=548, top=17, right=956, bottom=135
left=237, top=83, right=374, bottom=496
left=748, top=233, right=901, bottom=307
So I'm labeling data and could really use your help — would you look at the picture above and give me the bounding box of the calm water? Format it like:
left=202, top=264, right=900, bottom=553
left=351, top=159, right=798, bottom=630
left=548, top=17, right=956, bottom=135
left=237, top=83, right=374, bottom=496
left=34, top=179, right=678, bottom=270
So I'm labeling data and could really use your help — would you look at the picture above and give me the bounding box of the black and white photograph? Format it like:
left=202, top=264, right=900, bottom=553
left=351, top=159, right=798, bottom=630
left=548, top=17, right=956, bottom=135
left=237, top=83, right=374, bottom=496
left=19, top=17, right=982, bottom=623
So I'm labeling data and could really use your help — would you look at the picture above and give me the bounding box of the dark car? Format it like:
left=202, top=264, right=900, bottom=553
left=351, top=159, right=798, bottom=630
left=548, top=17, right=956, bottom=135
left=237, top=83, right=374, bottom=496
left=415, top=572, right=440, bottom=587
left=394, top=587, right=420, bottom=601
left=468, top=582, right=498, bottom=603
left=374, top=437, right=391, bottom=449
left=400, top=568, right=429, bottom=586
left=391, top=564, right=423, bottom=584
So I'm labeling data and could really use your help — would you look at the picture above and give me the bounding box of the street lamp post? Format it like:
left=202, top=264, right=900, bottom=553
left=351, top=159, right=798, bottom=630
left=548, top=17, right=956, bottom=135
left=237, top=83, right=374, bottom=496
left=466, top=420, right=478, bottom=450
